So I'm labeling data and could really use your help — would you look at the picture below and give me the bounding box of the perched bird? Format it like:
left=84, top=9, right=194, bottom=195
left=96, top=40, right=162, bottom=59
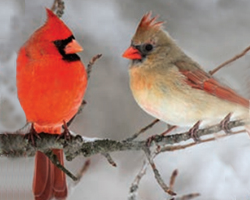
left=16, top=8, right=87, bottom=200
left=123, top=12, right=249, bottom=133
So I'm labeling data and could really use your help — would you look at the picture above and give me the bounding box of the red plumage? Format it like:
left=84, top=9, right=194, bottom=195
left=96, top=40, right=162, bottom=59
left=16, top=8, right=87, bottom=200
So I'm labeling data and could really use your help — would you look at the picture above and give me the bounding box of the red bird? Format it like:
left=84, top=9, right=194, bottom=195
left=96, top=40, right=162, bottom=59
left=123, top=12, right=249, bottom=132
left=16, top=9, right=87, bottom=200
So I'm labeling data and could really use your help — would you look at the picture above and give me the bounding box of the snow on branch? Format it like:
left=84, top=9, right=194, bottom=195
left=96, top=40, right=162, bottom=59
left=0, top=119, right=248, bottom=198
left=0, top=119, right=247, bottom=159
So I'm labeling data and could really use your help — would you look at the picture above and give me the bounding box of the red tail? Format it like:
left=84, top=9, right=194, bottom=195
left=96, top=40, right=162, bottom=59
left=33, top=150, right=67, bottom=200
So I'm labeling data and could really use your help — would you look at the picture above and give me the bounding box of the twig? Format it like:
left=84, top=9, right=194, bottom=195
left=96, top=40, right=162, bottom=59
left=160, top=129, right=246, bottom=153
left=166, top=169, right=200, bottom=200
left=87, top=54, right=102, bottom=79
left=143, top=147, right=176, bottom=196
left=161, top=125, right=177, bottom=136
left=150, top=119, right=247, bottom=146
left=45, top=150, right=77, bottom=181
left=66, top=100, right=87, bottom=127
left=51, top=0, right=65, bottom=18
left=169, top=169, right=178, bottom=191
left=75, top=159, right=91, bottom=184
left=51, top=0, right=57, bottom=11
left=66, top=53, right=102, bottom=128
left=209, top=45, right=250, bottom=75
left=124, top=119, right=160, bottom=142
left=128, top=160, right=148, bottom=200
left=101, top=153, right=117, bottom=167
left=169, top=193, right=200, bottom=200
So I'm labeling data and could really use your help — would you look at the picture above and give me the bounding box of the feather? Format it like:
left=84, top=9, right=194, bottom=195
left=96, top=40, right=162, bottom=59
left=137, top=11, right=164, bottom=31
left=175, top=61, right=249, bottom=108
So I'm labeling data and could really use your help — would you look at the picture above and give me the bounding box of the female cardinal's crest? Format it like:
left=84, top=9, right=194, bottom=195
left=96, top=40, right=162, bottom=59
left=137, top=11, right=164, bottom=31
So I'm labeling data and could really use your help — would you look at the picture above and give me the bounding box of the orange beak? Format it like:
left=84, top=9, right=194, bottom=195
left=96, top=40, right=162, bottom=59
left=122, top=46, right=142, bottom=60
left=64, top=39, right=83, bottom=54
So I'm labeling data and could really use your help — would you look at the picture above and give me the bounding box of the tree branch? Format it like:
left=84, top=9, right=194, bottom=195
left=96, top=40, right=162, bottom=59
left=209, top=45, right=250, bottom=75
left=124, top=119, right=160, bottom=142
left=0, top=119, right=247, bottom=159
left=51, top=0, right=65, bottom=18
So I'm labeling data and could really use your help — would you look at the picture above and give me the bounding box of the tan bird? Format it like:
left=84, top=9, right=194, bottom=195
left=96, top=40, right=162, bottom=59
left=123, top=12, right=249, bottom=134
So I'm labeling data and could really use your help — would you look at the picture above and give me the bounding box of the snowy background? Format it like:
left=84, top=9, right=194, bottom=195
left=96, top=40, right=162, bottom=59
left=0, top=0, right=250, bottom=199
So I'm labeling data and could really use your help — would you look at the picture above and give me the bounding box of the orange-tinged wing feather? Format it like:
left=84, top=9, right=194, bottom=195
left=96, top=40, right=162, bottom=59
left=175, top=61, right=249, bottom=108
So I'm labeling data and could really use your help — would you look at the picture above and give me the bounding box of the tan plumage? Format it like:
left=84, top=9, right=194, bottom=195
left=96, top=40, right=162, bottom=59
left=123, top=12, right=249, bottom=128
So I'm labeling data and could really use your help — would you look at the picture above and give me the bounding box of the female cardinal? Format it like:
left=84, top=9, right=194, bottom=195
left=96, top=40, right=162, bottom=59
left=16, top=8, right=87, bottom=200
left=123, top=12, right=249, bottom=132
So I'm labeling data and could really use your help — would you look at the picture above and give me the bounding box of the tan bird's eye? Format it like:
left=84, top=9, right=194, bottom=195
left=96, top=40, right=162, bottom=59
left=142, top=43, right=154, bottom=53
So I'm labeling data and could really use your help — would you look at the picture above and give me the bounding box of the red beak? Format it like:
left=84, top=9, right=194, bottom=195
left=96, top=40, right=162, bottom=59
left=122, top=46, right=142, bottom=60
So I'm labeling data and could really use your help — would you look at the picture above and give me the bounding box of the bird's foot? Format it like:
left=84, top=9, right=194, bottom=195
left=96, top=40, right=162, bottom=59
left=146, top=135, right=156, bottom=146
left=220, top=113, right=232, bottom=134
left=146, top=125, right=177, bottom=146
left=24, top=124, right=40, bottom=146
left=57, top=121, right=72, bottom=141
left=188, top=121, right=201, bottom=142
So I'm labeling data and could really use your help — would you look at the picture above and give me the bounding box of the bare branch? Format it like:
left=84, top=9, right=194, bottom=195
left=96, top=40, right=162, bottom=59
left=45, top=150, right=77, bottom=181
left=128, top=160, right=148, bottom=200
left=124, top=119, right=160, bottom=142
left=0, top=119, right=248, bottom=159
left=209, top=45, right=250, bottom=75
left=0, top=119, right=248, bottom=198
left=87, top=54, right=102, bottom=79
left=143, top=147, right=176, bottom=195
left=169, top=169, right=178, bottom=191
left=51, top=0, right=65, bottom=18
left=75, top=159, right=91, bottom=185
left=169, top=193, right=200, bottom=200
left=66, top=54, right=102, bottom=128
left=160, top=129, right=246, bottom=152
left=101, top=152, right=117, bottom=167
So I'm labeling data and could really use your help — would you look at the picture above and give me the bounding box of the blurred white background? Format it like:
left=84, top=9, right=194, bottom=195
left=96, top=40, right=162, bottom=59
left=0, top=0, right=250, bottom=199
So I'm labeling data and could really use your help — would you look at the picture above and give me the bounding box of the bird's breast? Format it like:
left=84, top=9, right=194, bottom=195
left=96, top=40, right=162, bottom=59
left=17, top=56, right=87, bottom=132
left=129, top=67, right=249, bottom=127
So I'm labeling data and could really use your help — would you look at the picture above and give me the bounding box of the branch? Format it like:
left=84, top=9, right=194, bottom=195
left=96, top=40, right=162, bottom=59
left=143, top=147, right=176, bottom=195
left=66, top=54, right=102, bottom=127
left=0, top=119, right=247, bottom=159
left=51, top=0, right=65, bottom=18
left=45, top=150, right=78, bottom=181
left=128, top=160, right=148, bottom=200
left=87, top=54, right=102, bottom=79
left=209, top=45, right=250, bottom=75
left=0, top=119, right=248, bottom=198
left=74, top=159, right=91, bottom=185
left=124, top=119, right=160, bottom=142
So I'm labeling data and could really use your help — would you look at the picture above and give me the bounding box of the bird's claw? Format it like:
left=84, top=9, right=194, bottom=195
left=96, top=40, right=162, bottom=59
left=146, top=135, right=156, bottom=146
left=189, top=121, right=201, bottom=142
left=220, top=113, right=232, bottom=134
left=57, top=121, right=72, bottom=141
left=146, top=125, right=177, bottom=146
left=24, top=124, right=40, bottom=146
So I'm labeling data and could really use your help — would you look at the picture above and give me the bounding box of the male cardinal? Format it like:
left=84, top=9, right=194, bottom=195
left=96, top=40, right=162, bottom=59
left=16, top=9, right=87, bottom=200
left=123, top=12, right=249, bottom=132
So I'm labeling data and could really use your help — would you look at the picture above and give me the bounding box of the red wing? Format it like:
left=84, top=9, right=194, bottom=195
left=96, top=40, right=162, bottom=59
left=175, top=61, right=249, bottom=108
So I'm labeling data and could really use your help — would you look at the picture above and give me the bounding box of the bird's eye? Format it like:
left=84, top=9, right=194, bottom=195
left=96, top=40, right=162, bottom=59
left=142, top=43, right=154, bottom=53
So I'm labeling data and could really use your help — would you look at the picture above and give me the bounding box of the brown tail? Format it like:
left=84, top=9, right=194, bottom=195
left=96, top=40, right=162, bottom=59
left=33, top=149, right=67, bottom=200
